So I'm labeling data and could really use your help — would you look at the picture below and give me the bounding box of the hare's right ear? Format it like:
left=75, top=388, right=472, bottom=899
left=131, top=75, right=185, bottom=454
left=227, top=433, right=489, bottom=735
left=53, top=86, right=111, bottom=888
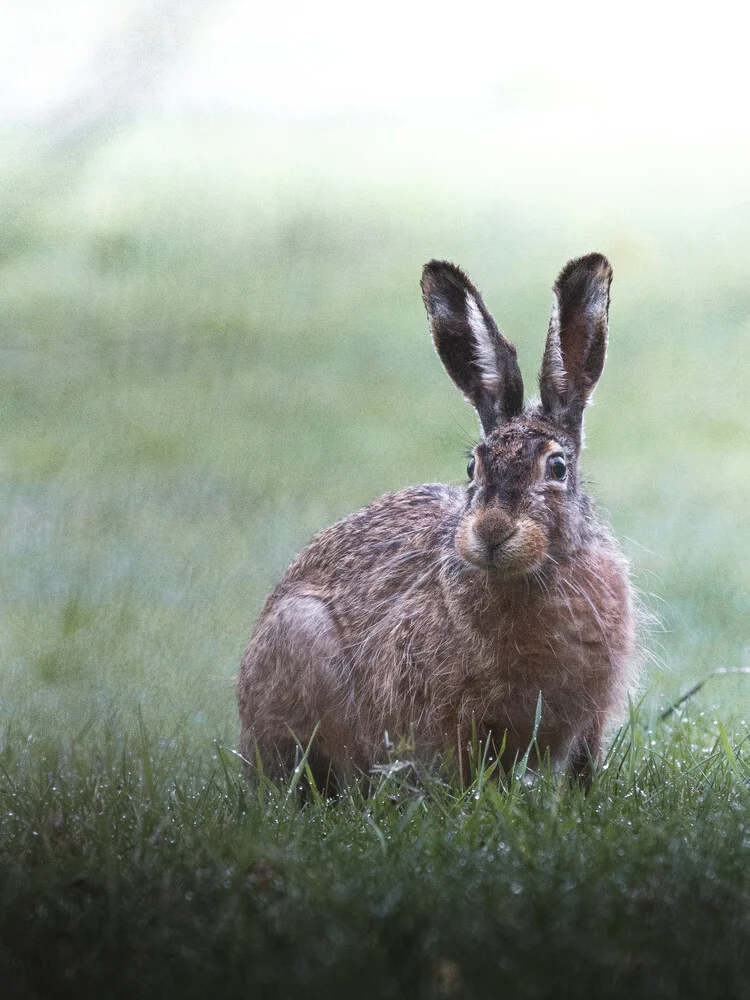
left=421, top=261, right=524, bottom=435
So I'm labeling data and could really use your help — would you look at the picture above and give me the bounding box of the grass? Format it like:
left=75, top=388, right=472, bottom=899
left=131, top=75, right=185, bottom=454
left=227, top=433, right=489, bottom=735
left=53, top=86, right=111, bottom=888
left=1, top=716, right=749, bottom=998
left=0, top=114, right=749, bottom=997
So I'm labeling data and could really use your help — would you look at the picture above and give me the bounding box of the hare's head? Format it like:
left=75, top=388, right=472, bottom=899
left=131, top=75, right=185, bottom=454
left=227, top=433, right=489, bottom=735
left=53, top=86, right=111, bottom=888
left=421, top=253, right=612, bottom=577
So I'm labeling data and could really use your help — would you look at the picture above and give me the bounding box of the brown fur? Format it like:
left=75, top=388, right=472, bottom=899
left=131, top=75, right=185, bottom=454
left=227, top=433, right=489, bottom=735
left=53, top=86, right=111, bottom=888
left=237, top=253, right=638, bottom=788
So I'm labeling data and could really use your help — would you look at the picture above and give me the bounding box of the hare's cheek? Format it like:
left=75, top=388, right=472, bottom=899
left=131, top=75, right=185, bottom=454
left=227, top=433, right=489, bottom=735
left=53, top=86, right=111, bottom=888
left=454, top=517, right=489, bottom=568
left=505, top=518, right=549, bottom=573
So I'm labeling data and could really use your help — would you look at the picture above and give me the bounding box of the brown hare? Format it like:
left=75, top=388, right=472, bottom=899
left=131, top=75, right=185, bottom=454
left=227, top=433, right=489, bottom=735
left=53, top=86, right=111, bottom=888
left=237, top=253, right=637, bottom=789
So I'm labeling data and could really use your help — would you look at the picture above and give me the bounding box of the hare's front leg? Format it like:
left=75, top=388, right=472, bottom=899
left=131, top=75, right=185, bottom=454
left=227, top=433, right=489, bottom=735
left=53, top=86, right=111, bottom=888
left=568, top=719, right=605, bottom=788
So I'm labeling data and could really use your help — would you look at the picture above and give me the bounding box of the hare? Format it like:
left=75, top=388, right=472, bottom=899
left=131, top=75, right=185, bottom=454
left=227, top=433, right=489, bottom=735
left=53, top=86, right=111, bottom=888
left=237, top=253, right=637, bottom=789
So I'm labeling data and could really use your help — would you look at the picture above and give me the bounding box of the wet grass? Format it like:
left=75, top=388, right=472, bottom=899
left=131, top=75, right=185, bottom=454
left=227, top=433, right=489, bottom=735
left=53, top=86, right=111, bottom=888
left=1, top=714, right=748, bottom=999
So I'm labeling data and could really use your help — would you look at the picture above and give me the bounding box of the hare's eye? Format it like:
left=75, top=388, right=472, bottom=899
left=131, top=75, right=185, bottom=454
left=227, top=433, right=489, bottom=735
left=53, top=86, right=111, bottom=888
left=547, top=455, right=567, bottom=481
left=467, top=456, right=476, bottom=481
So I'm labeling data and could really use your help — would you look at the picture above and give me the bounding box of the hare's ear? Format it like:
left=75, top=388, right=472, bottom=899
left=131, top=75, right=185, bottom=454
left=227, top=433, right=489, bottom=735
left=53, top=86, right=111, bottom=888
left=539, top=253, right=612, bottom=442
left=421, top=261, right=524, bottom=435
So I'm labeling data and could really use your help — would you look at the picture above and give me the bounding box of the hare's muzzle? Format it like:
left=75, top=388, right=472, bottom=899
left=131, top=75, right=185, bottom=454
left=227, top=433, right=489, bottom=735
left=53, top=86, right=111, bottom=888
left=456, top=507, right=548, bottom=575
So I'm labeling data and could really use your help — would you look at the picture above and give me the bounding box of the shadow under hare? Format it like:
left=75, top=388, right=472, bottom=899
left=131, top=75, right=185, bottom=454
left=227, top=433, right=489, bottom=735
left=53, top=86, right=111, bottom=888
left=238, top=253, right=637, bottom=790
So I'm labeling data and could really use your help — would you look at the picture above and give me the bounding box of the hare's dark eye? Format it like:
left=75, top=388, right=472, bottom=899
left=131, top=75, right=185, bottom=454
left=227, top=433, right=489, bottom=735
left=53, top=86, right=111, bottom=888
left=467, top=456, right=476, bottom=481
left=547, top=455, right=566, bottom=481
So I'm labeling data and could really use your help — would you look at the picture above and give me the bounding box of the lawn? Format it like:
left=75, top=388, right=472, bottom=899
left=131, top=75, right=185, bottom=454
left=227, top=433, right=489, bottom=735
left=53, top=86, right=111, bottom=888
left=0, top=116, right=748, bottom=997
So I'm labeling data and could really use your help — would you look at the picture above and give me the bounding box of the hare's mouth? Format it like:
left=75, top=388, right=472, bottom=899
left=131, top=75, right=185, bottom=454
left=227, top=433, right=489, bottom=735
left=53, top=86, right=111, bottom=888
left=455, top=516, right=548, bottom=576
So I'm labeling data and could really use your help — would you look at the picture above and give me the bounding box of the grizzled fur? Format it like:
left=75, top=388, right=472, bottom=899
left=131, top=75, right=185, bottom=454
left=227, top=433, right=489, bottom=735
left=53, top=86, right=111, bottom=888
left=237, top=253, right=637, bottom=788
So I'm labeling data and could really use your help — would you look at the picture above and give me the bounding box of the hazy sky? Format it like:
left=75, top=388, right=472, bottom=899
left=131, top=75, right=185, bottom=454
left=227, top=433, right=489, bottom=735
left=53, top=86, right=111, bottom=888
left=2, top=0, right=749, bottom=155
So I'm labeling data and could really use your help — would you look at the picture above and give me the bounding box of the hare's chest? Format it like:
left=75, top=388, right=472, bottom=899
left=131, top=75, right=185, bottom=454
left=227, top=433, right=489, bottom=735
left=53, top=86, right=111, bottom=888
left=463, top=583, right=617, bottom=704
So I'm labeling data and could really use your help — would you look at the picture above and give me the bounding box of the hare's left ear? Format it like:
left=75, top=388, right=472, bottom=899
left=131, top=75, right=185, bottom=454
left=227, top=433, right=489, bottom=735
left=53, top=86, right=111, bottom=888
left=539, top=253, right=612, bottom=442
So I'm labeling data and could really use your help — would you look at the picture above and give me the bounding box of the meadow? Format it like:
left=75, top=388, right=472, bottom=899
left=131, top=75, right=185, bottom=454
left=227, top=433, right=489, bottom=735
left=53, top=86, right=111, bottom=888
left=1, top=116, right=749, bottom=997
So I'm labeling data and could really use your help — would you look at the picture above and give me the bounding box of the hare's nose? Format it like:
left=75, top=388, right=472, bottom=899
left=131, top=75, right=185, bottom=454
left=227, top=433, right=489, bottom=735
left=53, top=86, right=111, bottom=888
left=474, top=509, right=517, bottom=551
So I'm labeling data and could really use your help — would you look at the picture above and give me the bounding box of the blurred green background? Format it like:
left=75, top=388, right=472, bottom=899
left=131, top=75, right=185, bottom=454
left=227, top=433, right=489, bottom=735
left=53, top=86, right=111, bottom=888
left=1, top=1, right=749, bottom=752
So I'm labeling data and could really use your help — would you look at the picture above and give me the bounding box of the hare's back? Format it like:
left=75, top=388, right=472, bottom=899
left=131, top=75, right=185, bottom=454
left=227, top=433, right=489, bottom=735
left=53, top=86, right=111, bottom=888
left=279, top=483, right=465, bottom=594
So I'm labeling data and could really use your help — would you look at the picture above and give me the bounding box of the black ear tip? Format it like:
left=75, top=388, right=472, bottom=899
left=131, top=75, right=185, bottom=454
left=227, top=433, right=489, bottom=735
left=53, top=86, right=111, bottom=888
left=423, top=258, right=460, bottom=274
left=554, top=252, right=613, bottom=300
left=581, top=251, right=613, bottom=280
left=421, top=259, right=471, bottom=294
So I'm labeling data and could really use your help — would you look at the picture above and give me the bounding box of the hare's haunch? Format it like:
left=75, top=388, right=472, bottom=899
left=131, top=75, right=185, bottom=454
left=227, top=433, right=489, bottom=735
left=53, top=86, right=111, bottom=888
left=237, top=254, right=637, bottom=788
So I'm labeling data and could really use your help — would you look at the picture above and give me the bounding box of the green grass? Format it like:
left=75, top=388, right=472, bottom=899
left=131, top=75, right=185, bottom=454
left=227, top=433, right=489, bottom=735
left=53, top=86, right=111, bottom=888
left=2, top=717, right=749, bottom=998
left=1, top=115, right=749, bottom=997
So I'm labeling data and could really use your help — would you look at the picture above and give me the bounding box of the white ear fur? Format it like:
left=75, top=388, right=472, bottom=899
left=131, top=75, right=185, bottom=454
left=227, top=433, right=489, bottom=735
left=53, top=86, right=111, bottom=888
left=465, top=291, right=501, bottom=393
left=542, top=297, right=567, bottom=398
